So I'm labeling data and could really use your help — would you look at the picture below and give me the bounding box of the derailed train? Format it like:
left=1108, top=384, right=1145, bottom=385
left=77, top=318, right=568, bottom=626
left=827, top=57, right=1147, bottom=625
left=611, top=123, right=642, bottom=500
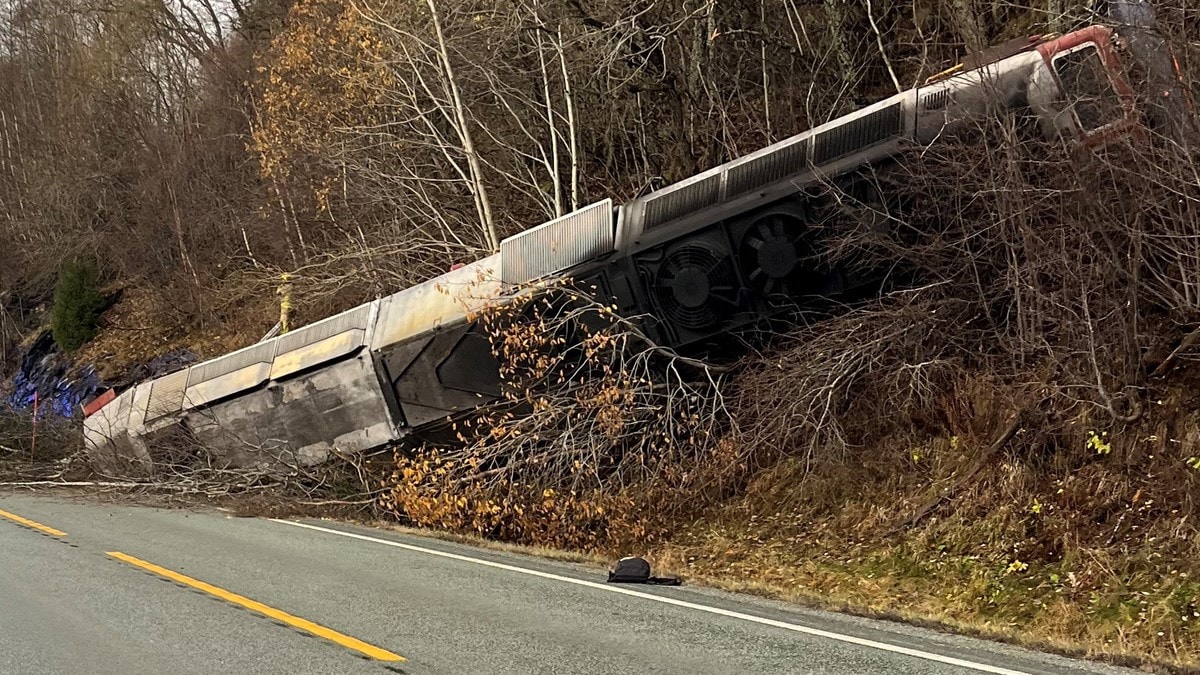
left=84, top=25, right=1168, bottom=467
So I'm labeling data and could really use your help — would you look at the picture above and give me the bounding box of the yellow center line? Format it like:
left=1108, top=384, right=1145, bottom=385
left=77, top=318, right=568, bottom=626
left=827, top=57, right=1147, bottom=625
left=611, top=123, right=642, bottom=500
left=0, top=508, right=67, bottom=537
left=106, top=551, right=404, bottom=663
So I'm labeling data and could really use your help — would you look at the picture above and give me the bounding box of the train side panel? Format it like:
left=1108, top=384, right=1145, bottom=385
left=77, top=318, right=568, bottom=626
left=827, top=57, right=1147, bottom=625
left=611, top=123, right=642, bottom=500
left=82, top=386, right=151, bottom=475
left=86, top=301, right=399, bottom=469
left=185, top=349, right=395, bottom=467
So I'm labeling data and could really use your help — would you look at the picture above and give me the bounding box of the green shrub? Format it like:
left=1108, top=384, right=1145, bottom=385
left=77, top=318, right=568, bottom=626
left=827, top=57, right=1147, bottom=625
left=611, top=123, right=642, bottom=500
left=51, top=259, right=106, bottom=352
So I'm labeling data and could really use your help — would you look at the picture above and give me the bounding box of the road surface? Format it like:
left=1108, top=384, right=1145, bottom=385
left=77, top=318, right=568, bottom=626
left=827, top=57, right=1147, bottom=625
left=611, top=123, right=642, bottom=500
left=0, top=493, right=1137, bottom=674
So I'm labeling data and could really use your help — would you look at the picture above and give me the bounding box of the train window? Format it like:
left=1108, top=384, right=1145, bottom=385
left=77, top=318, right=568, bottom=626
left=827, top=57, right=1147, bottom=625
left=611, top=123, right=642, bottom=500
left=1052, top=44, right=1123, bottom=132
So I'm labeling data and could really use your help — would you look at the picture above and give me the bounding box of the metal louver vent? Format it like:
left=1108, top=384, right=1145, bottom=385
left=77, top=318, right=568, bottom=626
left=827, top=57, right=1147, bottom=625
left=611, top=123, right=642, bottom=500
left=725, top=139, right=809, bottom=198
left=642, top=173, right=722, bottom=231
left=921, top=89, right=950, bottom=111
left=275, top=303, right=371, bottom=354
left=145, top=369, right=189, bottom=421
left=115, top=388, right=133, bottom=421
left=501, top=199, right=614, bottom=285
left=187, top=340, right=278, bottom=385
left=812, top=102, right=904, bottom=165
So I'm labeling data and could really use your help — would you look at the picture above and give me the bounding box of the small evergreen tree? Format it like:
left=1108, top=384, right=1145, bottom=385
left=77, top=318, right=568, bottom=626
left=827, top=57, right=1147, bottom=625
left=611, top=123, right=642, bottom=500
left=51, top=259, right=106, bottom=352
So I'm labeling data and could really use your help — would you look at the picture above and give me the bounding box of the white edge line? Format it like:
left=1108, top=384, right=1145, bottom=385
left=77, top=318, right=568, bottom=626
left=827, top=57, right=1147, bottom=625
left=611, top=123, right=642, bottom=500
left=270, top=518, right=1030, bottom=675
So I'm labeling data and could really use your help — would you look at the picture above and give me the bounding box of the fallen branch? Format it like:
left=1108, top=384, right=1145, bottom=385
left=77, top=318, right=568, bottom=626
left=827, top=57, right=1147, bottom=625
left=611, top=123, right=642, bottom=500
left=0, top=480, right=273, bottom=493
left=1151, top=325, right=1200, bottom=377
left=297, top=498, right=378, bottom=506
left=0, top=480, right=155, bottom=488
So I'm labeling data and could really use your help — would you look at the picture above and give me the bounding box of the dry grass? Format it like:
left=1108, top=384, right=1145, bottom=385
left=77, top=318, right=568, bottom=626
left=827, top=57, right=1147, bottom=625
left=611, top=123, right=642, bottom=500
left=646, top=410, right=1200, bottom=673
left=76, top=283, right=277, bottom=382
left=644, top=551, right=1163, bottom=672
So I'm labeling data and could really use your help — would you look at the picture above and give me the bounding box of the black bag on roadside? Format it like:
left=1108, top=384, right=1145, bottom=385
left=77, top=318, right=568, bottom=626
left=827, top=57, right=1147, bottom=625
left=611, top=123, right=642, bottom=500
left=607, top=556, right=682, bottom=586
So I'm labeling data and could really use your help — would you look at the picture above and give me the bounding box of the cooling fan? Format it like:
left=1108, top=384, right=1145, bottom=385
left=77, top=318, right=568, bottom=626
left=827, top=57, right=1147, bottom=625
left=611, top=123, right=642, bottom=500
left=652, top=241, right=739, bottom=332
left=736, top=209, right=818, bottom=298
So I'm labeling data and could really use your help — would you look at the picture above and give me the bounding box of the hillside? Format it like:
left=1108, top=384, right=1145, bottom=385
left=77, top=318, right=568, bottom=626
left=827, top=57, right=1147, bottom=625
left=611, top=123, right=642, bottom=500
left=2, top=0, right=1155, bottom=362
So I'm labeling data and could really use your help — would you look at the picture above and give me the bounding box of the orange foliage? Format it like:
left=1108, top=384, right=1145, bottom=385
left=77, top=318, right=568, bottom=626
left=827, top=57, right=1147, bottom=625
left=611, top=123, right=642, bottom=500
left=252, top=0, right=394, bottom=193
left=380, top=448, right=664, bottom=551
left=379, top=282, right=733, bottom=551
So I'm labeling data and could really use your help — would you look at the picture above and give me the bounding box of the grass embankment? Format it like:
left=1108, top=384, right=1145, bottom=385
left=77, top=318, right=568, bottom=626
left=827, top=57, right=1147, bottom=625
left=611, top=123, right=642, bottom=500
left=656, top=470, right=1199, bottom=671
left=75, top=285, right=274, bottom=382
left=642, top=393, right=1200, bottom=671
left=0, top=412, right=83, bottom=482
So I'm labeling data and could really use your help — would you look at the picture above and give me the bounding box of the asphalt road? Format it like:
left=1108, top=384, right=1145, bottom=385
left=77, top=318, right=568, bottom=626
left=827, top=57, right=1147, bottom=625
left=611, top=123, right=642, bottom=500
left=0, top=493, right=1140, bottom=675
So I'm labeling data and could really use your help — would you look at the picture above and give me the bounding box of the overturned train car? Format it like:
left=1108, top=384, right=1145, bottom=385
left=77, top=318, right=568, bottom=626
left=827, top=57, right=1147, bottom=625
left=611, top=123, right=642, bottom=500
left=84, top=26, right=1158, bottom=469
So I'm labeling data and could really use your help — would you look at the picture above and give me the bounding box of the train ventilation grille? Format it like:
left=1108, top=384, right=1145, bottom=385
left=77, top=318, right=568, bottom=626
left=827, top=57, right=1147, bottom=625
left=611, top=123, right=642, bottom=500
left=812, top=102, right=904, bottom=165
left=920, top=89, right=950, bottom=111
left=642, top=173, right=722, bottom=232
left=725, top=139, right=809, bottom=199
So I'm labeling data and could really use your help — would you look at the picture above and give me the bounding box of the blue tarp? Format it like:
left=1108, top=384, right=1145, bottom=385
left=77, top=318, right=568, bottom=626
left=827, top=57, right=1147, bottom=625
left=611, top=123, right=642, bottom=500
left=3, top=332, right=197, bottom=419
left=5, top=332, right=98, bottom=418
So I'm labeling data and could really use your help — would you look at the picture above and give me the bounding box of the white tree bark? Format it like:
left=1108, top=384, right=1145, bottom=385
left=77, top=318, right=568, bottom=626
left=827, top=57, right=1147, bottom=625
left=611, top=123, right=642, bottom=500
left=534, top=8, right=563, bottom=218
left=556, top=26, right=579, bottom=211
left=425, top=0, right=499, bottom=253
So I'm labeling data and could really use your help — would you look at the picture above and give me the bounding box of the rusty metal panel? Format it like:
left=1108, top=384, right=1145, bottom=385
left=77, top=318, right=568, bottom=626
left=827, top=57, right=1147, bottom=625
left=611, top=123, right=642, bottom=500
left=145, top=369, right=189, bottom=421
left=370, top=255, right=504, bottom=351
left=500, top=200, right=613, bottom=285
